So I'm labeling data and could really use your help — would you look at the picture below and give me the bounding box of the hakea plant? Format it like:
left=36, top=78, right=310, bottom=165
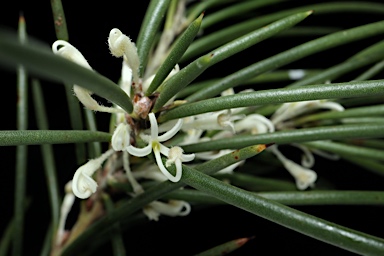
left=3, top=0, right=384, bottom=255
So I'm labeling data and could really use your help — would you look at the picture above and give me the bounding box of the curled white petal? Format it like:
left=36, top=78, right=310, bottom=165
left=143, top=200, right=191, bottom=221
left=234, top=114, right=275, bottom=134
left=271, top=100, right=344, bottom=127
left=126, top=143, right=152, bottom=157
left=182, top=110, right=245, bottom=133
left=52, top=40, right=91, bottom=69
left=112, top=122, right=131, bottom=151
left=167, top=146, right=195, bottom=164
left=73, top=85, right=124, bottom=113
left=217, top=110, right=245, bottom=133
left=165, top=146, right=195, bottom=182
left=154, top=148, right=180, bottom=182
left=120, top=61, right=132, bottom=97
left=123, top=151, right=144, bottom=194
left=108, top=28, right=140, bottom=83
left=157, top=118, right=183, bottom=141
left=291, top=143, right=315, bottom=168
left=52, top=40, right=122, bottom=113
left=311, top=148, right=340, bottom=161
left=72, top=149, right=114, bottom=199
left=72, top=170, right=98, bottom=199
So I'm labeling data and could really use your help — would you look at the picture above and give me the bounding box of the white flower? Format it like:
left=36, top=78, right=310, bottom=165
left=72, top=149, right=115, bottom=199
left=143, top=200, right=191, bottom=221
left=127, top=113, right=191, bottom=182
left=270, top=145, right=317, bottom=190
left=284, top=159, right=317, bottom=190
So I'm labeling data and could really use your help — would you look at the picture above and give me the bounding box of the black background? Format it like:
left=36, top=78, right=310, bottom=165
left=1, top=0, right=384, bottom=255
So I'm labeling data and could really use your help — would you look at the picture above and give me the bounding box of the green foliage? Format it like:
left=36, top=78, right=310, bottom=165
left=2, top=1, right=384, bottom=255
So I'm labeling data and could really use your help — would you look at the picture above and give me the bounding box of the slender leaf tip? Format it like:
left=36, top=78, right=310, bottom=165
left=254, top=144, right=267, bottom=153
left=19, top=13, right=25, bottom=23
left=236, top=236, right=253, bottom=247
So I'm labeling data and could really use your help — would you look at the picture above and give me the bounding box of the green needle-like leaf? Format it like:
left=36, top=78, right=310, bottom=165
left=182, top=124, right=384, bottom=153
left=0, top=200, right=30, bottom=256
left=342, top=155, right=384, bottom=176
left=186, top=0, right=233, bottom=23
left=0, top=30, right=133, bottom=113
left=84, top=109, right=102, bottom=158
left=13, top=15, right=28, bottom=256
left=64, top=86, right=86, bottom=164
left=32, top=79, right=61, bottom=236
left=181, top=166, right=384, bottom=255
left=0, top=130, right=111, bottom=146
left=201, top=0, right=284, bottom=29
left=182, top=2, right=384, bottom=62
left=0, top=218, right=14, bottom=256
left=50, top=0, right=68, bottom=41
left=136, top=0, right=171, bottom=77
left=294, top=104, right=384, bottom=125
left=345, top=139, right=384, bottom=150
left=177, top=69, right=321, bottom=99
left=145, top=13, right=203, bottom=96
left=102, top=194, right=126, bottom=256
left=215, top=173, right=296, bottom=191
left=160, top=80, right=384, bottom=122
left=153, top=11, right=313, bottom=112
left=276, top=26, right=340, bottom=37
left=40, top=224, right=53, bottom=256
left=355, top=59, right=384, bottom=81
left=287, top=39, right=384, bottom=88
left=186, top=20, right=384, bottom=102
left=195, top=237, right=252, bottom=256
left=50, top=0, right=86, bottom=164
left=303, top=141, right=384, bottom=162
left=165, top=189, right=384, bottom=206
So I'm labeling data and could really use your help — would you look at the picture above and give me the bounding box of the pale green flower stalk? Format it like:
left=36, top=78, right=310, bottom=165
left=2, top=0, right=384, bottom=255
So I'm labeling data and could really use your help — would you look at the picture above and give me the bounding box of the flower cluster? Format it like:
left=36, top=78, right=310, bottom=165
left=52, top=28, right=196, bottom=223
left=51, top=21, right=344, bottom=233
